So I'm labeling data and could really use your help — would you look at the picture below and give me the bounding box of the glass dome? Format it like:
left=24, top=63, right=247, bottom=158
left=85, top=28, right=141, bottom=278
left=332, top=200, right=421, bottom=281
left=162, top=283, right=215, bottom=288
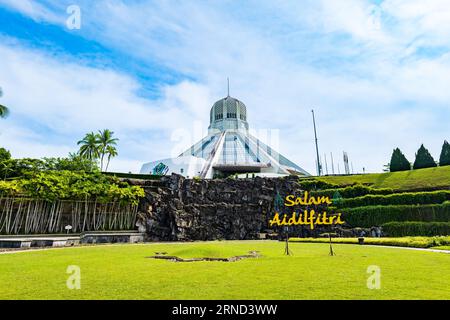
left=209, top=96, right=249, bottom=132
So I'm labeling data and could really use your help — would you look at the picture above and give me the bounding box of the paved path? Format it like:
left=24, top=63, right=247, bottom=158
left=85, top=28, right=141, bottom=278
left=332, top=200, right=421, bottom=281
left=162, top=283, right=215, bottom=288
left=363, top=244, right=450, bottom=254
left=0, top=243, right=131, bottom=255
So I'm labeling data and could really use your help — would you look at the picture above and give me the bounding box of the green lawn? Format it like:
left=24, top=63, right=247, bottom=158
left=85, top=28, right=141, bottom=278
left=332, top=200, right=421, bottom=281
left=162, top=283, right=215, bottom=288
left=0, top=241, right=449, bottom=300
left=312, top=165, right=450, bottom=191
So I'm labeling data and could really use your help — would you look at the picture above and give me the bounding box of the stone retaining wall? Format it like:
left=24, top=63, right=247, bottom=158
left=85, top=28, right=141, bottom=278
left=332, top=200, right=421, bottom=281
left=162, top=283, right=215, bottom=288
left=130, top=174, right=339, bottom=241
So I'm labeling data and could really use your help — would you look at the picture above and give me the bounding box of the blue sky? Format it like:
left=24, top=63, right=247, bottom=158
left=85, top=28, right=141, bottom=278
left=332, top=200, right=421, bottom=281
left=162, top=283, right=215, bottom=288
left=0, top=0, right=449, bottom=174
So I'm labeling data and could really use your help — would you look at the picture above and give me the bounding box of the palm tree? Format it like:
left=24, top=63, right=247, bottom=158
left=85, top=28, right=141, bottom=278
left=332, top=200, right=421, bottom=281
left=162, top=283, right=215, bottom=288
left=105, top=145, right=118, bottom=172
left=0, top=87, right=10, bottom=119
left=0, top=104, right=8, bottom=119
left=77, top=132, right=100, bottom=161
left=97, top=129, right=118, bottom=171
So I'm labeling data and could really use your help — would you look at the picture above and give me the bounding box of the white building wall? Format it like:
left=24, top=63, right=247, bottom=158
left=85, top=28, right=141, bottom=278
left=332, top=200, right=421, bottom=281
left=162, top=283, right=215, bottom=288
left=140, top=156, right=206, bottom=178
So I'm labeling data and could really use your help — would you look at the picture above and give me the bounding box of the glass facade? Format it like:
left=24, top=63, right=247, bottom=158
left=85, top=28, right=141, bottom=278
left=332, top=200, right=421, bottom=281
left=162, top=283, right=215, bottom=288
left=189, top=135, right=219, bottom=160
left=217, top=133, right=259, bottom=165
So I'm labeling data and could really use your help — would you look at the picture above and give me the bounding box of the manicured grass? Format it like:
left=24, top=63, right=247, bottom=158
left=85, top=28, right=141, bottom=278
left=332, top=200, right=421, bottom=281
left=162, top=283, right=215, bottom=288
left=432, top=246, right=450, bottom=251
left=0, top=241, right=449, bottom=300
left=311, top=166, right=450, bottom=191
left=289, top=236, right=450, bottom=248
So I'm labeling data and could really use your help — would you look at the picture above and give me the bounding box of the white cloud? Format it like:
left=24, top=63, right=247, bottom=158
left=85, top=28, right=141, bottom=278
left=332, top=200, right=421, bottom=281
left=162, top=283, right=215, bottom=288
left=317, top=0, right=387, bottom=41
left=0, top=123, right=72, bottom=159
left=1, top=1, right=450, bottom=174
left=0, top=40, right=216, bottom=173
left=376, top=0, right=450, bottom=52
left=0, top=0, right=61, bottom=23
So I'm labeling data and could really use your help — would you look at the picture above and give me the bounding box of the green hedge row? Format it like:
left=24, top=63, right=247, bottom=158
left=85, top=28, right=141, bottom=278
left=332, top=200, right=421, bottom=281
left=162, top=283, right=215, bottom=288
left=342, top=203, right=450, bottom=227
left=336, top=190, right=450, bottom=208
left=298, top=179, right=338, bottom=190
left=310, top=184, right=394, bottom=199
left=382, top=222, right=450, bottom=237
left=102, top=172, right=162, bottom=180
left=289, top=236, right=450, bottom=248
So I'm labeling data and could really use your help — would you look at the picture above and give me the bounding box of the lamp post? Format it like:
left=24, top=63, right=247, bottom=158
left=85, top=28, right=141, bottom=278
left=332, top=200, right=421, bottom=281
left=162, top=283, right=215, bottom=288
left=284, top=226, right=292, bottom=256
left=65, top=225, right=73, bottom=234
left=329, top=232, right=335, bottom=256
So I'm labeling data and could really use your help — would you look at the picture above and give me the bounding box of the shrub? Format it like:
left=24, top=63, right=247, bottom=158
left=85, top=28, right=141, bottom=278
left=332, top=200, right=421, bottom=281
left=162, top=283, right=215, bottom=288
left=43, top=154, right=99, bottom=172
left=289, top=236, right=450, bottom=248
left=3, top=171, right=145, bottom=205
left=298, top=178, right=338, bottom=191
left=382, top=222, right=450, bottom=237
left=102, top=171, right=161, bottom=180
left=311, top=184, right=394, bottom=199
left=342, top=203, right=450, bottom=227
left=337, top=190, right=450, bottom=208
left=0, top=156, right=99, bottom=179
left=0, top=180, right=21, bottom=196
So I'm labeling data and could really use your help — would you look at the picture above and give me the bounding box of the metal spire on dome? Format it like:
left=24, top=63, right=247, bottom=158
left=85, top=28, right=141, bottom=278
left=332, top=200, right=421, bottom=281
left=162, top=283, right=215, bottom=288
left=227, top=77, right=230, bottom=97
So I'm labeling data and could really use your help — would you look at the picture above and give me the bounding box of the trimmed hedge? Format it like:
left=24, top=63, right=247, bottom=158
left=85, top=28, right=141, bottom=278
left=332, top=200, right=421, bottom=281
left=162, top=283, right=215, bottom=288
left=311, top=184, right=394, bottom=199
left=289, top=236, right=450, bottom=248
left=342, top=203, right=450, bottom=228
left=102, top=172, right=161, bottom=180
left=336, top=190, right=450, bottom=208
left=382, top=222, right=450, bottom=237
left=298, top=179, right=338, bottom=190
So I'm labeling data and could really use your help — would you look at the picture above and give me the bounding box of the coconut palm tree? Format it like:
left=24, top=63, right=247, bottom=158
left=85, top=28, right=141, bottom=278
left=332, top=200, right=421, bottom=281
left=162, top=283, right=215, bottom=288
left=0, top=104, right=8, bottom=119
left=97, top=129, right=118, bottom=171
left=0, top=87, right=10, bottom=119
left=77, top=132, right=100, bottom=162
left=105, top=145, right=118, bottom=172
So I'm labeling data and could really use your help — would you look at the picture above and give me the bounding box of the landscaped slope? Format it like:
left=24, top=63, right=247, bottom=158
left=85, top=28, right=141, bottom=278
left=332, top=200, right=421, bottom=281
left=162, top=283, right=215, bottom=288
left=299, top=167, right=450, bottom=236
left=308, top=165, right=450, bottom=191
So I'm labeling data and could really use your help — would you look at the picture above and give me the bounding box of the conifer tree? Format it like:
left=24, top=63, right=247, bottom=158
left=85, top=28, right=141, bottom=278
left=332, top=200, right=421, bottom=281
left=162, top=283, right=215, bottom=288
left=439, top=140, right=450, bottom=167
left=413, top=144, right=437, bottom=169
left=389, top=148, right=411, bottom=172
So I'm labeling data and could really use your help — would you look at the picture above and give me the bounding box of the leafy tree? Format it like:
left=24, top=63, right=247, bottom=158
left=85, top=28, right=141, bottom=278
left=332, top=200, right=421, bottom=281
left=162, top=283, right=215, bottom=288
left=105, top=145, right=118, bottom=172
left=413, top=144, right=437, bottom=169
left=0, top=155, right=99, bottom=179
left=0, top=161, right=13, bottom=179
left=389, top=148, right=411, bottom=172
left=77, top=132, right=100, bottom=162
left=0, top=158, right=46, bottom=178
left=43, top=154, right=99, bottom=172
left=0, top=147, right=11, bottom=163
left=0, top=87, right=9, bottom=119
left=17, top=170, right=144, bottom=204
left=439, top=140, right=450, bottom=167
left=97, top=129, right=119, bottom=171
left=0, top=148, right=12, bottom=179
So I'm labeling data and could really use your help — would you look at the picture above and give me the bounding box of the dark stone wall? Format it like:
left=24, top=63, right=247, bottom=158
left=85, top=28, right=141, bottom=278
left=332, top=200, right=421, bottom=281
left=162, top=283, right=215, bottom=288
left=129, top=174, right=328, bottom=241
left=126, top=174, right=375, bottom=241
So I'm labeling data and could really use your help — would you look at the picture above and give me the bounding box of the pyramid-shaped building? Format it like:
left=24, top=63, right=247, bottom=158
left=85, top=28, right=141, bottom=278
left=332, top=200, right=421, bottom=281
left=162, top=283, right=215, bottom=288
left=140, top=95, right=310, bottom=178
